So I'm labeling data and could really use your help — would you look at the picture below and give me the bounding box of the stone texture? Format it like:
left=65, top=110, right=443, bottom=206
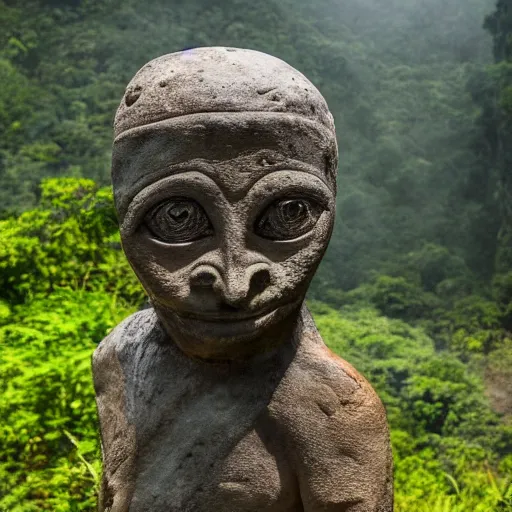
left=113, top=47, right=335, bottom=138
left=93, top=46, right=393, bottom=511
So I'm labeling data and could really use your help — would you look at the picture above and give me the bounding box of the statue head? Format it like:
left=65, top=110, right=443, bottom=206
left=112, top=47, right=338, bottom=360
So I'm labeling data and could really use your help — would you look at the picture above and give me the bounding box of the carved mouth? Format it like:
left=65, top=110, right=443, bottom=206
left=180, top=308, right=282, bottom=338
left=177, top=307, right=275, bottom=322
left=174, top=299, right=301, bottom=334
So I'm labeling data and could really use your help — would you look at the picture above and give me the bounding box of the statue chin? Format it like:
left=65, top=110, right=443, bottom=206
left=152, top=299, right=303, bottom=360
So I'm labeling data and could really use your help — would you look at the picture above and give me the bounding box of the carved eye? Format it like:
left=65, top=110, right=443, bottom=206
left=144, top=198, right=213, bottom=243
left=255, top=198, right=324, bottom=240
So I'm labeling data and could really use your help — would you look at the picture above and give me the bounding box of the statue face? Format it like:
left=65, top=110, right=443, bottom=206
left=117, top=124, right=336, bottom=360
left=112, top=47, right=338, bottom=359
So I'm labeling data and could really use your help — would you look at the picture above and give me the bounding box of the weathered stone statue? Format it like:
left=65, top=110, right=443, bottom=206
left=93, top=47, right=393, bottom=512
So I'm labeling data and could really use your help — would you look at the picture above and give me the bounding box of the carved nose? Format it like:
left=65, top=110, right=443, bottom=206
left=222, top=265, right=271, bottom=307
left=190, top=267, right=219, bottom=288
left=189, top=264, right=271, bottom=307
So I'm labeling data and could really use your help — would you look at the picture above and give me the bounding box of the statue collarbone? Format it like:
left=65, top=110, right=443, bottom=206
left=94, top=46, right=393, bottom=512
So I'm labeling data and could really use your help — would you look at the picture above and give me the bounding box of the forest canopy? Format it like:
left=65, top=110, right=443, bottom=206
left=0, top=0, right=511, bottom=510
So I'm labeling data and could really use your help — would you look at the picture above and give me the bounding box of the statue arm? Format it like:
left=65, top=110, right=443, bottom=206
left=92, top=327, right=136, bottom=512
left=295, top=383, right=394, bottom=512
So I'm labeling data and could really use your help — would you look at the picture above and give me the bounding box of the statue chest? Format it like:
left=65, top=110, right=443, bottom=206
left=114, top=342, right=301, bottom=511
left=127, top=416, right=300, bottom=512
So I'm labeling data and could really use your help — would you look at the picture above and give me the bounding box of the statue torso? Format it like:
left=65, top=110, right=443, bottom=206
left=93, top=308, right=390, bottom=512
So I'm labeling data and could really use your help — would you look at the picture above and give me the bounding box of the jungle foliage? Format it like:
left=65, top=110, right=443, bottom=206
left=0, top=0, right=511, bottom=510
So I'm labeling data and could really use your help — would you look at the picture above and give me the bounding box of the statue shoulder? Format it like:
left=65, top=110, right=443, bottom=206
left=92, top=308, right=162, bottom=369
left=296, top=305, right=384, bottom=410
left=286, top=337, right=388, bottom=423
left=317, top=344, right=386, bottom=412
left=271, top=336, right=393, bottom=510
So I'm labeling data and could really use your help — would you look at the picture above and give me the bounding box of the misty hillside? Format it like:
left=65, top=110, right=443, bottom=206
left=0, top=0, right=511, bottom=510
left=0, top=0, right=502, bottom=287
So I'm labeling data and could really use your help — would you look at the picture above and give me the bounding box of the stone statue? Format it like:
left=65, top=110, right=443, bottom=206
left=93, top=47, right=393, bottom=512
